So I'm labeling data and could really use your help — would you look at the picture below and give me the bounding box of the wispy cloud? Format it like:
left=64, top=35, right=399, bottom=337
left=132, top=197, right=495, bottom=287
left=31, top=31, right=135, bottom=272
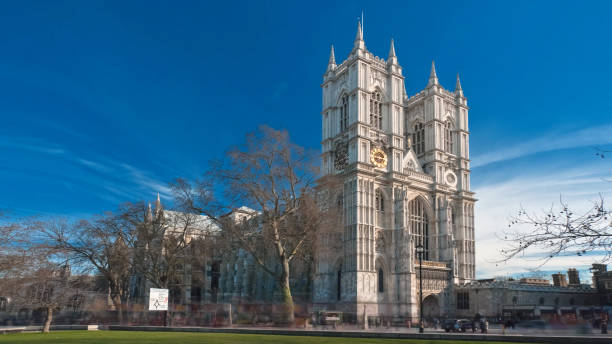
left=0, top=135, right=173, bottom=208
left=472, top=123, right=612, bottom=168
left=474, top=158, right=612, bottom=279
left=0, top=136, right=65, bottom=155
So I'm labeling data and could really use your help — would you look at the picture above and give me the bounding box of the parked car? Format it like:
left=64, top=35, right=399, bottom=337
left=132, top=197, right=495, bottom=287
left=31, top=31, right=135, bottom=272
left=443, top=319, right=473, bottom=332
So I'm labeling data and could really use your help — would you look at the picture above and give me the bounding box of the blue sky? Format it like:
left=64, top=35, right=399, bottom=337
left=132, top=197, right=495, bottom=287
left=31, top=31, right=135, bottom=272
left=1, top=1, right=611, bottom=279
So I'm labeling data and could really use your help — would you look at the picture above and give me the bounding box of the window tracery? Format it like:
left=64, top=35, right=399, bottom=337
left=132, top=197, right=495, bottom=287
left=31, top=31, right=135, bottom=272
left=370, top=91, right=383, bottom=129
left=409, top=198, right=429, bottom=260
left=413, top=123, right=425, bottom=155
left=340, top=95, right=349, bottom=132
left=444, top=120, right=453, bottom=153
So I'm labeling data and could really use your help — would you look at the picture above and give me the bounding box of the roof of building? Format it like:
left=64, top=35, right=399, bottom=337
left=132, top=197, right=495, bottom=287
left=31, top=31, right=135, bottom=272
left=457, top=279, right=596, bottom=293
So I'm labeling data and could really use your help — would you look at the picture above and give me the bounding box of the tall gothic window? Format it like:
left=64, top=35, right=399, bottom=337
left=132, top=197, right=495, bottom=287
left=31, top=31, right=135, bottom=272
left=340, top=95, right=349, bottom=132
left=409, top=198, right=429, bottom=260
left=378, top=268, right=384, bottom=293
left=444, top=120, right=453, bottom=153
left=413, top=123, right=425, bottom=155
left=370, top=91, right=383, bottom=129
left=337, top=268, right=342, bottom=301
left=375, top=189, right=384, bottom=212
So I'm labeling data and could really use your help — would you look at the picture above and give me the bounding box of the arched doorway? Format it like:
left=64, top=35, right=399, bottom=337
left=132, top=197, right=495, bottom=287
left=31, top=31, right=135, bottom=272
left=422, top=295, right=440, bottom=318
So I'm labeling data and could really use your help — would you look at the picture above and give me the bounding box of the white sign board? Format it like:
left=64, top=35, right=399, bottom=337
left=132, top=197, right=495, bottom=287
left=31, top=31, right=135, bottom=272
left=148, top=288, right=169, bottom=311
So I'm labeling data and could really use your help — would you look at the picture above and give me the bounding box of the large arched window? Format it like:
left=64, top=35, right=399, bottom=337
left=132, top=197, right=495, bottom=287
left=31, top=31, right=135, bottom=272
left=444, top=120, right=453, bottom=153
left=413, top=123, right=425, bottom=155
left=375, top=189, right=384, bottom=212
left=340, top=95, right=349, bottom=132
left=409, top=198, right=429, bottom=260
left=370, top=91, right=383, bottom=129
left=378, top=268, right=384, bottom=293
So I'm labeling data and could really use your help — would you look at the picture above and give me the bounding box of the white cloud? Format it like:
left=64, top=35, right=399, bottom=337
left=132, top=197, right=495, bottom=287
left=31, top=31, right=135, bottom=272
left=474, top=160, right=612, bottom=280
left=472, top=123, right=612, bottom=168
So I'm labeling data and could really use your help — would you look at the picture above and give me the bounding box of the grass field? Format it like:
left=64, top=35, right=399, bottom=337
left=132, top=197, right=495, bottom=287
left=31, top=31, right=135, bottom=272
left=0, top=331, right=536, bottom=344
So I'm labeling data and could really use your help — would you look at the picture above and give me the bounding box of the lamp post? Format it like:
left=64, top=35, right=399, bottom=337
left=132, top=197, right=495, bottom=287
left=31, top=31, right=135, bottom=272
left=416, top=244, right=425, bottom=334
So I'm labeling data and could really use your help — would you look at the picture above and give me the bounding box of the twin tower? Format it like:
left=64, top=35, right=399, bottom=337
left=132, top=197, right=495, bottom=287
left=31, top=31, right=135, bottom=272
left=314, top=22, right=476, bottom=323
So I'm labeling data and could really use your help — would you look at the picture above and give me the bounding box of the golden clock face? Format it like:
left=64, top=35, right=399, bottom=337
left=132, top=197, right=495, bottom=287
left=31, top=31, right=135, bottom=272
left=370, top=148, right=387, bottom=168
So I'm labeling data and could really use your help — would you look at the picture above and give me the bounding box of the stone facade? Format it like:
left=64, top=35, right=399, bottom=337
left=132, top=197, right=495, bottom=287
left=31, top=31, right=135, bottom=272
left=455, top=278, right=600, bottom=321
left=313, top=22, right=476, bottom=323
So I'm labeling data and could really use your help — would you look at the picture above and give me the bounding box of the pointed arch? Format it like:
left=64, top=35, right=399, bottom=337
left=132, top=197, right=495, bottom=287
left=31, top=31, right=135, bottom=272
left=375, top=257, right=389, bottom=296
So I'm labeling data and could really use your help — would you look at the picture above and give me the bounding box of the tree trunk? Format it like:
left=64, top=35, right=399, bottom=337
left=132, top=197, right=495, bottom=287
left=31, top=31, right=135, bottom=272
left=278, top=258, right=295, bottom=325
left=111, top=295, right=124, bottom=324
left=42, top=307, right=53, bottom=333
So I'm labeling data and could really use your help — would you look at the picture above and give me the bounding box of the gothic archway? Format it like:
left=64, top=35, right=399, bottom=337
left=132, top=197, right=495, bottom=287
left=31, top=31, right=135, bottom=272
left=422, top=294, right=440, bottom=318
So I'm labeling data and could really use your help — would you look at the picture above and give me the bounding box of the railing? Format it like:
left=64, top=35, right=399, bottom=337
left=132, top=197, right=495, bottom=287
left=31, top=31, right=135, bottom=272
left=405, top=170, right=434, bottom=183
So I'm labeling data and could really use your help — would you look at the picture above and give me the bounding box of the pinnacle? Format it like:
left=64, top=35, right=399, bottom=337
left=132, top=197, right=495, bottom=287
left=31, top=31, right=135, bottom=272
left=427, top=60, right=439, bottom=87
left=355, top=20, right=363, bottom=41
left=430, top=60, right=437, bottom=79
left=328, top=45, right=336, bottom=65
left=389, top=38, right=396, bottom=58
left=455, top=73, right=464, bottom=96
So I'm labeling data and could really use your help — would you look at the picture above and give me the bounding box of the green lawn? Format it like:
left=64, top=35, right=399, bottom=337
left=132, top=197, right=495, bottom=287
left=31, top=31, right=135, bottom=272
left=0, top=331, right=535, bottom=344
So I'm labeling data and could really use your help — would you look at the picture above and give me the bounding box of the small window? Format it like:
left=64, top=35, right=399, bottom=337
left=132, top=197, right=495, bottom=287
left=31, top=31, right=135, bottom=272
left=457, top=292, right=470, bottom=309
left=375, top=189, right=384, bottom=211
left=378, top=268, right=384, bottom=293
left=337, top=269, right=342, bottom=301
left=539, top=297, right=545, bottom=305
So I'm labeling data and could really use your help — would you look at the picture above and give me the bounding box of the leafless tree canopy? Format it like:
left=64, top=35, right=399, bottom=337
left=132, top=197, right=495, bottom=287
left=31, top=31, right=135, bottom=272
left=500, top=196, right=612, bottom=264
left=172, top=126, right=340, bottom=323
left=35, top=215, right=132, bottom=323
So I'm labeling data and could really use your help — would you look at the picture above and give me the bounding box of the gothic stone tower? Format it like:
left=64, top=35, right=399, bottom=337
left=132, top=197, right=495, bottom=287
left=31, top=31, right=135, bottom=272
left=313, top=22, right=476, bottom=323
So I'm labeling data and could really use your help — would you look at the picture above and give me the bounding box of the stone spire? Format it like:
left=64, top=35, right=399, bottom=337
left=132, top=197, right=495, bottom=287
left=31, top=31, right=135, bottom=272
left=427, top=60, right=439, bottom=87
left=155, top=192, right=162, bottom=215
left=146, top=203, right=153, bottom=222
left=326, top=45, right=336, bottom=72
left=455, top=73, right=463, bottom=97
left=387, top=38, right=397, bottom=65
left=353, top=20, right=365, bottom=51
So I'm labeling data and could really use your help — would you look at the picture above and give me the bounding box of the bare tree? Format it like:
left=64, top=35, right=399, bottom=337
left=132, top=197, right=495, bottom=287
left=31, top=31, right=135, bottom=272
left=1, top=219, right=76, bottom=333
left=117, top=200, right=214, bottom=325
left=500, top=149, right=612, bottom=265
left=0, top=217, right=26, bottom=286
left=500, top=197, right=612, bottom=265
left=172, top=126, right=339, bottom=324
left=36, top=216, right=132, bottom=324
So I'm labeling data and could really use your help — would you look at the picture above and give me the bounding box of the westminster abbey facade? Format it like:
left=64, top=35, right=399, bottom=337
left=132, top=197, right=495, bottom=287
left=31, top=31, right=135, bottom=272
left=313, top=21, right=476, bottom=322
